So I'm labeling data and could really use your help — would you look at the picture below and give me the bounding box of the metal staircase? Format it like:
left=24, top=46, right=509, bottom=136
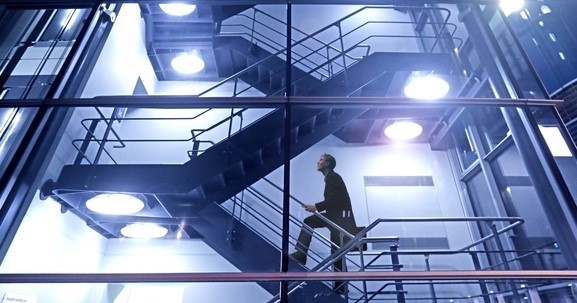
left=40, top=4, right=465, bottom=302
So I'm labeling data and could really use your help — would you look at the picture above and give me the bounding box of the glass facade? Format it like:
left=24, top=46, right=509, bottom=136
left=1, top=1, right=577, bottom=303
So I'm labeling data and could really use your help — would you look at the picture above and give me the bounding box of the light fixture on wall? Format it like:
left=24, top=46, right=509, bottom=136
left=384, top=121, right=423, bottom=141
left=159, top=3, right=197, bottom=16
left=121, top=223, right=169, bottom=239
left=403, top=75, right=449, bottom=100
left=86, top=193, right=144, bottom=215
left=171, top=50, right=205, bottom=74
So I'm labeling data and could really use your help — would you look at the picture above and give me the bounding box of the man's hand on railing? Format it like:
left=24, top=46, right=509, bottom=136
left=303, top=204, right=317, bottom=212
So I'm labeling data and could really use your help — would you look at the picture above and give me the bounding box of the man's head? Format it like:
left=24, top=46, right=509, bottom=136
left=317, top=153, right=336, bottom=172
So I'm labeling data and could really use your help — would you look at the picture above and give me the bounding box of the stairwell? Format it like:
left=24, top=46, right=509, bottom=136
left=41, top=5, right=461, bottom=302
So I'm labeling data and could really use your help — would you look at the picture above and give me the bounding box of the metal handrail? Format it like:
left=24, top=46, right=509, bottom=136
left=72, top=108, right=247, bottom=165
left=243, top=21, right=462, bottom=97
left=309, top=217, right=525, bottom=282
left=201, top=5, right=457, bottom=97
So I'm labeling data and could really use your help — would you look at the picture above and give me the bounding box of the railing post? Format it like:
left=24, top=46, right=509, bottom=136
left=250, top=9, right=257, bottom=44
left=358, top=242, right=369, bottom=303
left=424, top=254, right=438, bottom=303
left=336, top=23, right=348, bottom=88
left=74, top=119, right=99, bottom=164
left=491, top=224, right=522, bottom=303
left=470, top=251, right=492, bottom=303
left=390, top=244, right=406, bottom=303
left=92, top=108, right=120, bottom=165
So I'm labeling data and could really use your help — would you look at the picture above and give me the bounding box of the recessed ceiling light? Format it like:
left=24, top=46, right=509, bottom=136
left=121, top=223, right=168, bottom=239
left=86, top=193, right=144, bottom=215
left=384, top=121, right=423, bottom=141
left=171, top=52, right=205, bottom=74
left=159, top=3, right=197, bottom=16
left=500, top=0, right=524, bottom=16
left=403, top=75, right=449, bottom=99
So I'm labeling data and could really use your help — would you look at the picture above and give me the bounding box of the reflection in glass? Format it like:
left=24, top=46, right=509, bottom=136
left=452, top=119, right=478, bottom=170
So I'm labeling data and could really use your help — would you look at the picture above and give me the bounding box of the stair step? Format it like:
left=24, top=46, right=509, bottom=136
left=242, top=150, right=263, bottom=172
left=223, top=162, right=246, bottom=185
left=202, top=173, right=226, bottom=194
left=315, top=110, right=331, bottom=126
left=262, top=138, right=282, bottom=159
left=297, top=117, right=316, bottom=136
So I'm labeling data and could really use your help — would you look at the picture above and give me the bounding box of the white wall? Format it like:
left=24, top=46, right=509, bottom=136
left=0, top=193, right=108, bottom=303
left=81, top=4, right=154, bottom=98
left=99, top=239, right=271, bottom=303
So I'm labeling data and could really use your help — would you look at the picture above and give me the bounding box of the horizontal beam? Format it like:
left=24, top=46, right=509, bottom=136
left=1, top=0, right=509, bottom=9
left=2, top=270, right=577, bottom=283
left=0, top=96, right=562, bottom=108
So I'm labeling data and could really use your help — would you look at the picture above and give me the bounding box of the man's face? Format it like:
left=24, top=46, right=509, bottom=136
left=317, top=156, right=329, bottom=171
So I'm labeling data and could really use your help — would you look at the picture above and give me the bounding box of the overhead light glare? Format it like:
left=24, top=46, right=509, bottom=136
left=384, top=121, right=423, bottom=141
left=540, top=5, right=551, bottom=14
left=403, top=76, right=449, bottom=99
left=159, top=3, right=197, bottom=16
left=171, top=52, right=205, bottom=74
left=121, top=223, right=168, bottom=239
left=86, top=193, right=144, bottom=215
left=500, top=0, right=524, bottom=16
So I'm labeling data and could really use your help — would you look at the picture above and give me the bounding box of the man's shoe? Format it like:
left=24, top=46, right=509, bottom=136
left=289, top=252, right=307, bottom=266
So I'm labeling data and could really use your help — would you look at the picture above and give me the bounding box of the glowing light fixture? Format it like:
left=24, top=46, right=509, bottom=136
left=384, top=121, right=423, bottom=141
left=171, top=52, right=205, bottom=74
left=121, top=223, right=168, bottom=239
left=500, top=0, right=524, bottom=16
left=403, top=76, right=449, bottom=99
left=86, top=193, right=144, bottom=215
left=160, top=3, right=197, bottom=16
left=541, top=5, right=551, bottom=14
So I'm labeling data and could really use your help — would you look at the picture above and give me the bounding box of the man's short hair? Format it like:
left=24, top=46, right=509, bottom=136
left=322, top=153, right=336, bottom=170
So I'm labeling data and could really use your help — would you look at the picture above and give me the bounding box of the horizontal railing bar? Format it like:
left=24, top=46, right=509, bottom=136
left=2, top=271, right=577, bottom=283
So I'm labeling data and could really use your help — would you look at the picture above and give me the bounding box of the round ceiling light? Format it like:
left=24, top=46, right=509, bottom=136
left=171, top=53, right=205, bottom=74
left=403, top=75, right=450, bottom=100
left=500, top=0, right=524, bottom=16
left=121, top=223, right=168, bottom=239
left=384, top=121, right=423, bottom=141
left=159, top=3, right=197, bottom=16
left=86, top=193, right=144, bottom=215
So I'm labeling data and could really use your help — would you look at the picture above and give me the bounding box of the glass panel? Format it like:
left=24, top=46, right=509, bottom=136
left=3, top=105, right=284, bottom=274
left=88, top=3, right=288, bottom=98
left=482, top=4, right=548, bottom=98
left=284, top=4, right=469, bottom=98
left=532, top=106, right=577, bottom=205
left=0, top=7, right=90, bottom=99
left=283, top=102, right=577, bottom=280
left=0, top=282, right=277, bottom=303
left=0, top=107, right=41, bottom=178
left=2, top=99, right=577, bottom=301
left=491, top=144, right=566, bottom=270
left=505, top=1, right=577, bottom=95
